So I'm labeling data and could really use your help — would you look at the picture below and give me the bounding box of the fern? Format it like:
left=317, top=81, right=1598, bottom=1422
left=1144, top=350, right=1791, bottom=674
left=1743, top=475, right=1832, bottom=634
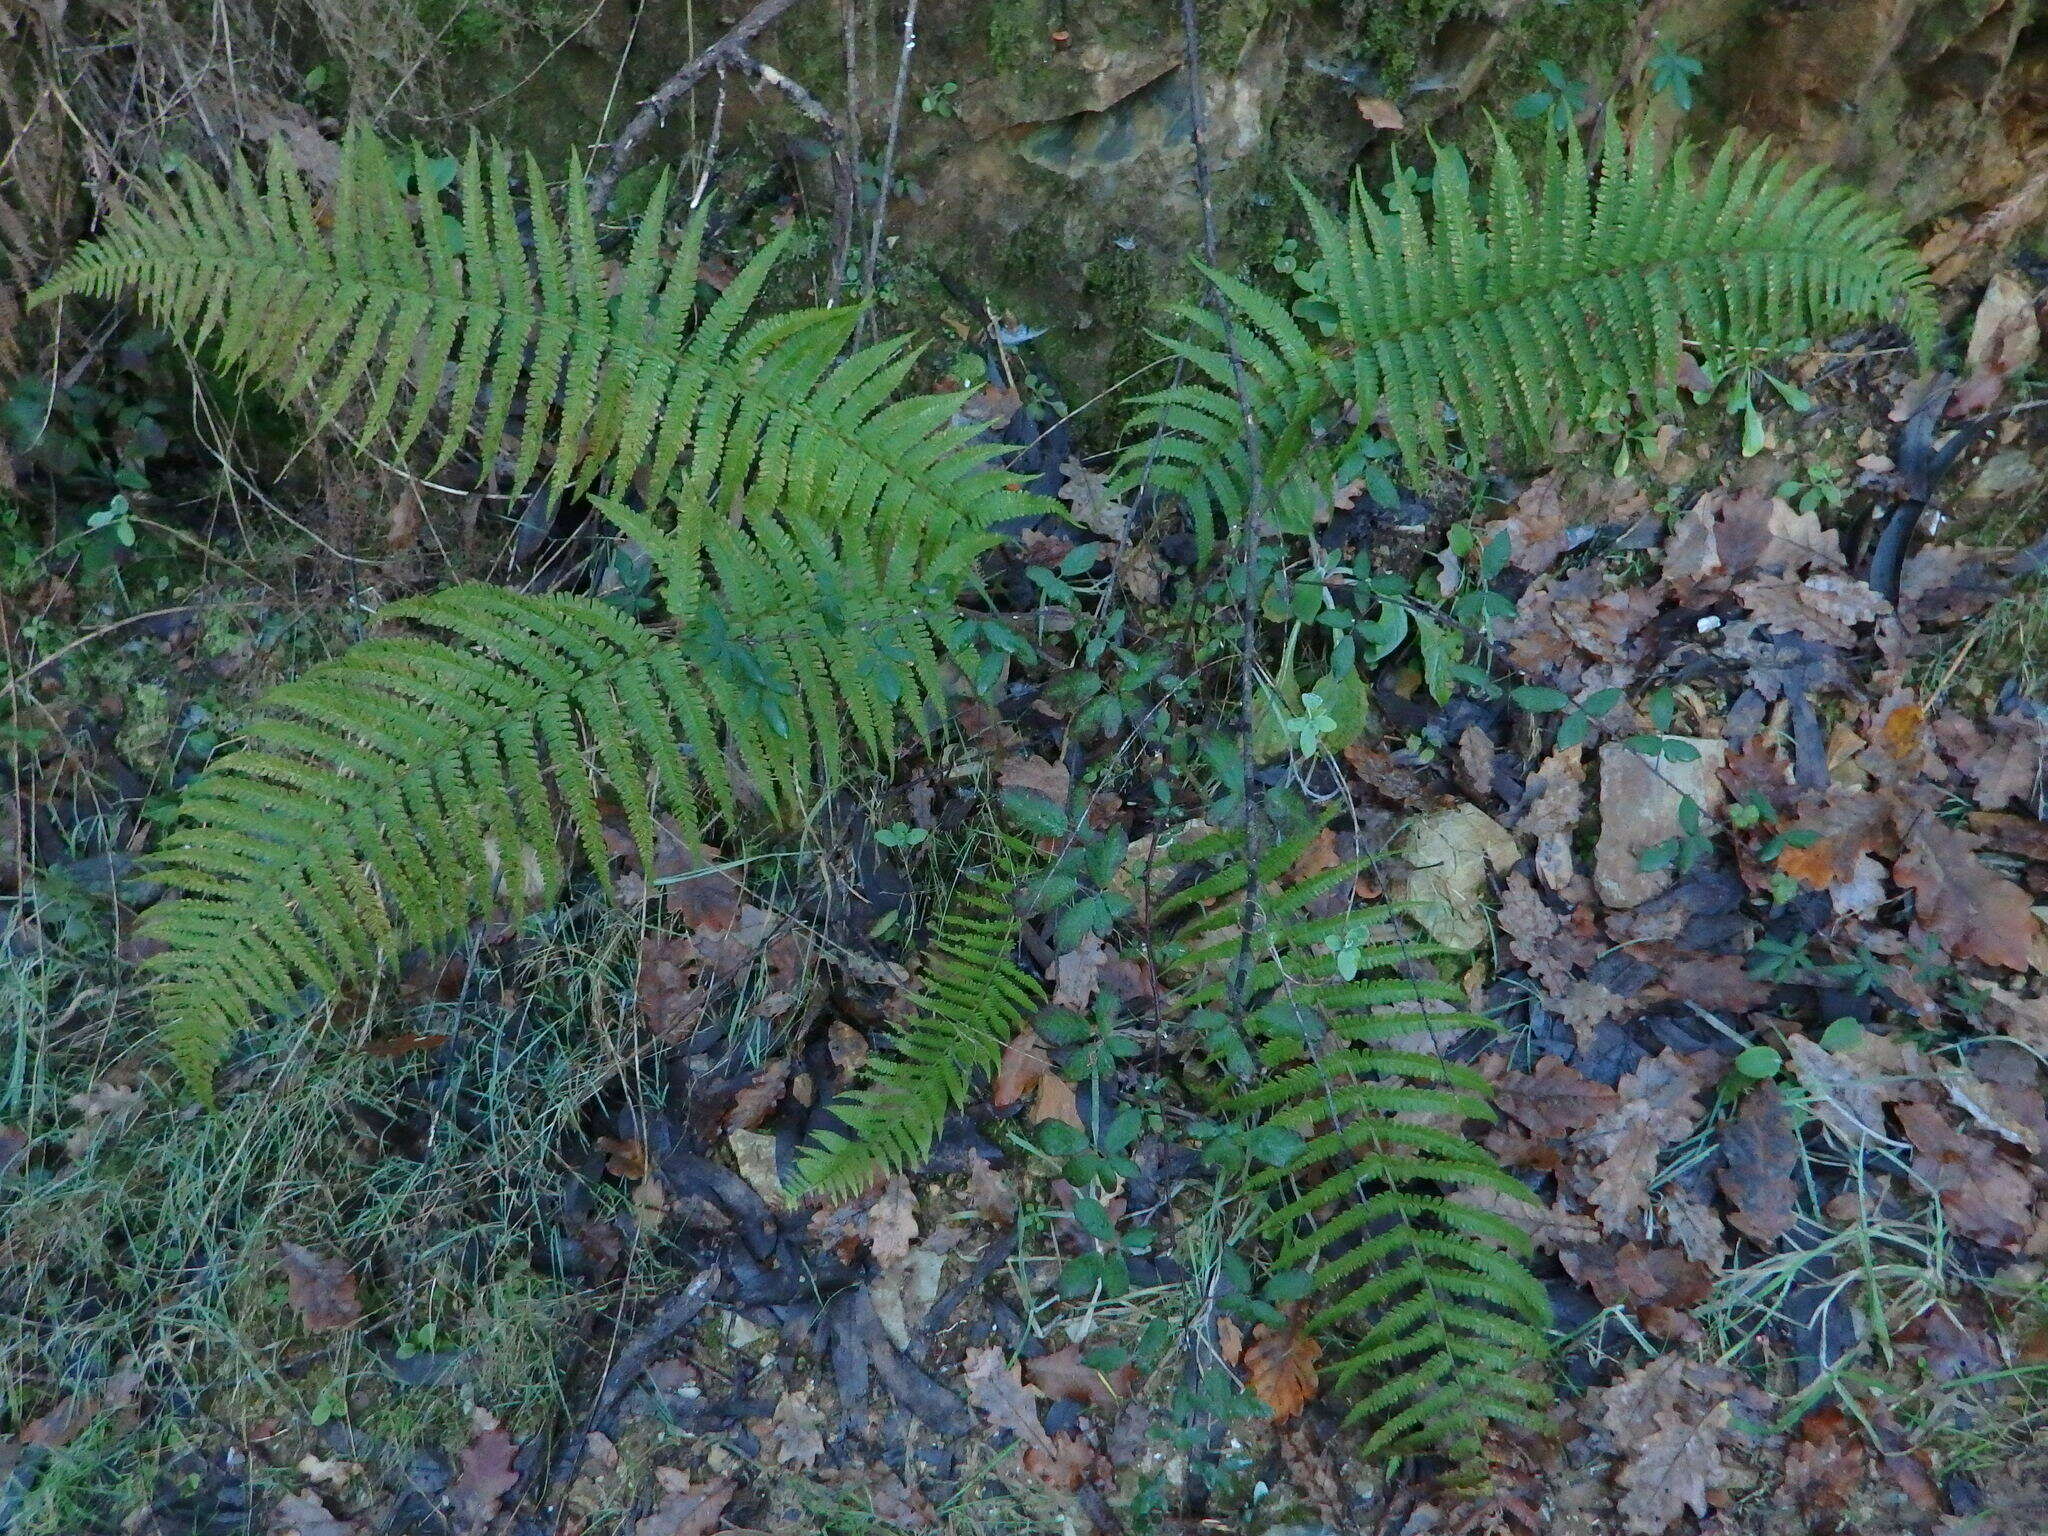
left=31, top=128, right=1032, bottom=554
left=1121, top=125, right=1937, bottom=554
left=1158, top=822, right=1548, bottom=1467
left=30, top=128, right=1056, bottom=1096
left=791, top=860, right=1045, bottom=1200
left=143, top=496, right=981, bottom=1099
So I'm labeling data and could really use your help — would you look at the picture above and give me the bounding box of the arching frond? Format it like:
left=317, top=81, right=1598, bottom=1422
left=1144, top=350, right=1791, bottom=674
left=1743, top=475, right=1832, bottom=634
left=32, top=127, right=1043, bottom=553
left=144, top=518, right=967, bottom=1099
left=1120, top=125, right=1937, bottom=555
left=1158, top=822, right=1549, bottom=1469
left=791, top=861, right=1045, bottom=1201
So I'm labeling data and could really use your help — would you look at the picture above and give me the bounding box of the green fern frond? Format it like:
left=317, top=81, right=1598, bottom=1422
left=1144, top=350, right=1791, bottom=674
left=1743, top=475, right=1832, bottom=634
left=1159, top=823, right=1548, bottom=1468
left=144, top=531, right=964, bottom=1099
left=791, top=861, right=1045, bottom=1200
left=1120, top=125, right=1936, bottom=555
left=31, top=128, right=1043, bottom=548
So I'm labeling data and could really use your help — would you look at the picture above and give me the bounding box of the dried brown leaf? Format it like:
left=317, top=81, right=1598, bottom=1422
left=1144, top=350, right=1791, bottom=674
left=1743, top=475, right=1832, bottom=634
left=1716, top=1086, right=1800, bottom=1245
left=963, top=1345, right=1057, bottom=1457
left=1244, top=1322, right=1322, bottom=1423
left=279, top=1243, right=361, bottom=1333
left=1894, top=813, right=2039, bottom=971
left=448, top=1425, right=518, bottom=1534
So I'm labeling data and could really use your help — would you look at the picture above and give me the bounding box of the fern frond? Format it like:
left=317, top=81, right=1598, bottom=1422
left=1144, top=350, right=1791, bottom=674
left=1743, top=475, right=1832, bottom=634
left=1159, top=822, right=1548, bottom=1469
left=791, top=861, right=1045, bottom=1200
left=32, top=128, right=1046, bottom=549
left=1120, top=125, right=1937, bottom=554
left=144, top=542, right=963, bottom=1099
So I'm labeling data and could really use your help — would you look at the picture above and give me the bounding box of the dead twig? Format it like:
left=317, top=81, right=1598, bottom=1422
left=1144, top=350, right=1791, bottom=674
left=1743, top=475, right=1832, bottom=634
left=726, top=46, right=858, bottom=301
left=858, top=0, right=918, bottom=323
left=585, top=0, right=811, bottom=217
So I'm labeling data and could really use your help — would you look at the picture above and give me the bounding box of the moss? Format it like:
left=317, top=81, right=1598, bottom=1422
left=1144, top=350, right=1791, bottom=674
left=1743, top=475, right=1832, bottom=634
left=1196, top=0, right=1276, bottom=63
left=1345, top=0, right=1475, bottom=91
left=988, top=0, right=1049, bottom=74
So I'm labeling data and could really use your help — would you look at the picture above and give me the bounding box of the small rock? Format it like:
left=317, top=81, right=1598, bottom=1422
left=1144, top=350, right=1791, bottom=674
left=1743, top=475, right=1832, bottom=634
left=1593, top=739, right=1728, bottom=909
left=1965, top=449, right=2042, bottom=502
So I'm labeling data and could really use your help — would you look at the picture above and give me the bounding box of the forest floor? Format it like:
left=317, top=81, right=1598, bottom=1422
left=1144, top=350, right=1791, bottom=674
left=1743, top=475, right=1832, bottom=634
left=9, top=55, right=2048, bottom=1536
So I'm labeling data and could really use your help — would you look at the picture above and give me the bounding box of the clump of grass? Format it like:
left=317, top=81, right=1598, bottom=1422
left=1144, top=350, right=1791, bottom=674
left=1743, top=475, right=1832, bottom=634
left=0, top=886, right=678, bottom=1532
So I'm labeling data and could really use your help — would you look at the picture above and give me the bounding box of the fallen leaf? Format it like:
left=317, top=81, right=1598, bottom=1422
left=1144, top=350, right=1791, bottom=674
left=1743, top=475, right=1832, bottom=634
left=762, top=1391, right=826, bottom=1468
left=1492, top=471, right=1575, bottom=573
left=1785, top=1033, right=1895, bottom=1146
left=634, top=1470, right=736, bottom=1536
left=1716, top=1086, right=1800, bottom=1245
left=278, top=1243, right=361, bottom=1332
left=1775, top=790, right=1890, bottom=890
left=1032, top=1070, right=1087, bottom=1131
left=963, top=1345, right=1057, bottom=1457
left=1896, top=1102, right=2036, bottom=1250
left=724, top=1056, right=791, bottom=1131
left=1616, top=1401, right=1734, bottom=1534
left=596, top=1135, right=648, bottom=1179
left=993, top=1028, right=1053, bottom=1108
left=1894, top=812, right=2039, bottom=970
left=1057, top=457, right=1132, bottom=542
left=1354, top=95, right=1405, bottom=130
left=1244, top=1321, right=1322, bottom=1422
left=64, top=1080, right=143, bottom=1155
left=1496, top=1055, right=1620, bottom=1137
left=1735, top=570, right=1887, bottom=647
left=1052, top=932, right=1108, bottom=1010
left=1583, top=1052, right=1708, bottom=1231
left=1022, top=1431, right=1102, bottom=1492
left=271, top=1490, right=358, bottom=1536
left=448, top=1424, right=518, bottom=1534
left=966, top=1150, right=1017, bottom=1224
left=863, top=1176, right=920, bottom=1264
left=827, top=1019, right=872, bottom=1076
left=1026, top=1342, right=1137, bottom=1408
left=1954, top=270, right=2041, bottom=414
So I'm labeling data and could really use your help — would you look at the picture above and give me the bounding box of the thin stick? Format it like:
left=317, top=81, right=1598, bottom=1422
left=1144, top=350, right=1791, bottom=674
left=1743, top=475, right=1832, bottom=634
left=858, top=0, right=917, bottom=318
left=728, top=46, right=859, bottom=298
left=838, top=0, right=863, bottom=302
left=586, top=0, right=810, bottom=216
left=1176, top=0, right=1270, bottom=1021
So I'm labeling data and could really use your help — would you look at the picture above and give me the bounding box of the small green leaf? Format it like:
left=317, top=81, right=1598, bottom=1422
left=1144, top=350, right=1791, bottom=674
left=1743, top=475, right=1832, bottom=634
left=1734, top=1045, right=1782, bottom=1079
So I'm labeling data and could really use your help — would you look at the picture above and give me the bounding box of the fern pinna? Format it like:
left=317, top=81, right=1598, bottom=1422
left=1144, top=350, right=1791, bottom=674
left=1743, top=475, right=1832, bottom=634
left=1121, top=124, right=1936, bottom=554
left=30, top=128, right=1027, bottom=555
left=792, top=860, right=1045, bottom=1200
left=1159, top=822, right=1547, bottom=1467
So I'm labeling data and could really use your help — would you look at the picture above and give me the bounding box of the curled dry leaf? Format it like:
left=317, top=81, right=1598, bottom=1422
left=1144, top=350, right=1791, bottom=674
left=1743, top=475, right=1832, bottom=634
left=278, top=1243, right=361, bottom=1333
left=1244, top=1320, right=1323, bottom=1423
